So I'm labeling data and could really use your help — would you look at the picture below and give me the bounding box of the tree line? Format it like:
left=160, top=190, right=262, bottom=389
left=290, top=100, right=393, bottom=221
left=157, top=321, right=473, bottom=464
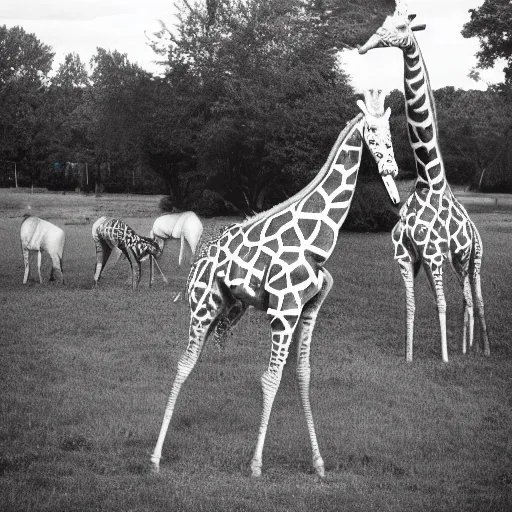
left=1, top=0, right=511, bottom=220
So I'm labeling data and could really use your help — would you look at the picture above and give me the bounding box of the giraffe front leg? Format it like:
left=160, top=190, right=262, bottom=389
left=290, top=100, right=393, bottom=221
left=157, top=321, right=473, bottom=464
left=251, top=312, right=299, bottom=477
left=151, top=281, right=224, bottom=472
left=398, top=260, right=416, bottom=362
left=94, top=242, right=111, bottom=285
left=295, top=269, right=333, bottom=478
left=431, top=269, right=449, bottom=363
left=125, top=248, right=140, bottom=290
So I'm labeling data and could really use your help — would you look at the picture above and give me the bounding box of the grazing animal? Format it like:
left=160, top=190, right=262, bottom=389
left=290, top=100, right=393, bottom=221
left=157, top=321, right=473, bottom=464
left=150, top=91, right=400, bottom=477
left=149, top=212, right=203, bottom=285
left=20, top=216, right=65, bottom=284
left=92, top=216, right=162, bottom=290
left=358, top=0, right=490, bottom=362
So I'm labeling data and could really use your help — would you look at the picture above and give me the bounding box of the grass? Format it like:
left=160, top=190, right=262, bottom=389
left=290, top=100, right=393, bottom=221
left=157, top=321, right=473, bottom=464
left=0, top=189, right=511, bottom=511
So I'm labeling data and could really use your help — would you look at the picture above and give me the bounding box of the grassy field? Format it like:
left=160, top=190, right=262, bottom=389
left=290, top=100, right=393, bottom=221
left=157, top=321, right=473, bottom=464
left=1, top=189, right=511, bottom=511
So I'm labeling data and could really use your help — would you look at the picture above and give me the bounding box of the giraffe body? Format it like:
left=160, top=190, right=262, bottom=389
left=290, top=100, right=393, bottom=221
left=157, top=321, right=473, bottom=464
left=92, top=216, right=162, bottom=290
left=359, top=4, right=490, bottom=362
left=151, top=95, right=400, bottom=477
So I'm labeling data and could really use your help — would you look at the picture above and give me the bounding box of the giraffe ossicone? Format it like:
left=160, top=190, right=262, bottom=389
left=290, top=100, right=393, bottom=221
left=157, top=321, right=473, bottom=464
left=150, top=92, right=400, bottom=477
left=358, top=2, right=490, bottom=362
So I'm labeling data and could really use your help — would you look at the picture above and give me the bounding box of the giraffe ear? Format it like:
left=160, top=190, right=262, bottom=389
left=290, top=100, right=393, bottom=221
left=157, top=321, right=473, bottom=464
left=356, top=99, right=369, bottom=116
left=384, top=107, right=391, bottom=120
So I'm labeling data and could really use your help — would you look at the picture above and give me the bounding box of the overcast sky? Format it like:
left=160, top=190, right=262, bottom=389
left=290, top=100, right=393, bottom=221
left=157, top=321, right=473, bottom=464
left=0, top=0, right=505, bottom=91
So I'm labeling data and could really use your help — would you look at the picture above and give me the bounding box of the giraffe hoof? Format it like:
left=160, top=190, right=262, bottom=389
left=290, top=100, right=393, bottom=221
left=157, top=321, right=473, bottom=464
left=150, top=456, right=161, bottom=473
left=250, top=462, right=262, bottom=477
left=313, top=457, right=325, bottom=478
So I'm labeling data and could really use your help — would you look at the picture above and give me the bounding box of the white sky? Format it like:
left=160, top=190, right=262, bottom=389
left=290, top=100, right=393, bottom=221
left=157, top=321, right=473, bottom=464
left=0, top=0, right=506, bottom=91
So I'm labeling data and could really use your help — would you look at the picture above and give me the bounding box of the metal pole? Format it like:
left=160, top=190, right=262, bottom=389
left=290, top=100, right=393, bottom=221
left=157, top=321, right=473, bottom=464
left=14, top=163, right=18, bottom=188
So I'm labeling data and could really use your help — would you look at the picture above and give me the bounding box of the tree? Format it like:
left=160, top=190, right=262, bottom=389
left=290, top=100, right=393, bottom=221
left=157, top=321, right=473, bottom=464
left=88, top=48, right=157, bottom=192
left=149, top=0, right=361, bottom=213
left=462, top=0, right=512, bottom=86
left=0, top=25, right=54, bottom=185
left=433, top=87, right=512, bottom=185
left=49, top=53, right=91, bottom=162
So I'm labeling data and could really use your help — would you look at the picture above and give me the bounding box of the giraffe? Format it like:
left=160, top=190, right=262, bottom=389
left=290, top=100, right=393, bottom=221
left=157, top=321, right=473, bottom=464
left=92, top=216, right=162, bottom=290
left=358, top=0, right=490, bottom=362
left=150, top=91, right=400, bottom=477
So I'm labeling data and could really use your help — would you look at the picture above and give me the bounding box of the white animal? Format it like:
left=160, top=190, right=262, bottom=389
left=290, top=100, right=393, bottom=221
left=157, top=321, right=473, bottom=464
left=20, top=216, right=65, bottom=284
left=149, top=212, right=203, bottom=285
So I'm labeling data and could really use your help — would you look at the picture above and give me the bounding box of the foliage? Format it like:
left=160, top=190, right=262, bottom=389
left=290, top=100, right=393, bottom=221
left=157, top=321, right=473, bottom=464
left=462, top=0, right=512, bottom=86
left=0, top=25, right=54, bottom=184
left=434, top=86, right=512, bottom=186
left=3, top=1, right=512, bottom=205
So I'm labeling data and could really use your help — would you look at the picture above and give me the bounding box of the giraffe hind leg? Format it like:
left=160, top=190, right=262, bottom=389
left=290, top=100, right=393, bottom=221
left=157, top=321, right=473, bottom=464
left=471, top=272, right=490, bottom=356
left=251, top=305, right=301, bottom=477
left=151, top=280, right=226, bottom=472
left=295, top=268, right=333, bottom=478
left=461, top=274, right=474, bottom=355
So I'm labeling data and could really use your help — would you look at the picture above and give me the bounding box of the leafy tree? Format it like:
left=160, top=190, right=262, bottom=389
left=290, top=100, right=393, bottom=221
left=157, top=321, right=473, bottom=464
left=434, top=87, right=512, bottom=185
left=48, top=53, right=91, bottom=164
left=88, top=48, right=156, bottom=191
left=0, top=25, right=54, bottom=184
left=462, top=0, right=512, bottom=86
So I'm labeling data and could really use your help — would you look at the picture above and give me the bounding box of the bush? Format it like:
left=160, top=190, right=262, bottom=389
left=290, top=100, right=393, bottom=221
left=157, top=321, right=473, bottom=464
left=443, top=156, right=478, bottom=186
left=343, top=180, right=400, bottom=232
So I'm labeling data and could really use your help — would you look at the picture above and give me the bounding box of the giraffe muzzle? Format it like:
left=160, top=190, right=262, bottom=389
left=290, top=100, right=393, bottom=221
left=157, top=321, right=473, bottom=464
left=357, top=34, right=382, bottom=55
left=381, top=175, right=400, bottom=205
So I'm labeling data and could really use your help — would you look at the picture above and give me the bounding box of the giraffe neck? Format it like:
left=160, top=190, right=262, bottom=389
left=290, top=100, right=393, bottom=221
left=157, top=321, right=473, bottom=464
left=296, top=119, right=364, bottom=232
left=403, top=35, right=447, bottom=193
left=241, top=114, right=364, bottom=230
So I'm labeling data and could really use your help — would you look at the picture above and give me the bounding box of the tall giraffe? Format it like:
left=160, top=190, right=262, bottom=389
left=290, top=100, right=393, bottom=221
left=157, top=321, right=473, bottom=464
left=151, top=91, right=400, bottom=477
left=358, top=0, right=490, bottom=362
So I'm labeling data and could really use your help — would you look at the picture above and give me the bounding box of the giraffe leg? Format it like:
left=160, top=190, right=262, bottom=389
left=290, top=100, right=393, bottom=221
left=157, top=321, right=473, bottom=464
left=251, top=311, right=300, bottom=477
left=461, top=275, right=474, bottom=355
left=94, top=242, right=112, bottom=285
left=151, top=283, right=225, bottom=472
left=22, top=248, right=30, bottom=284
left=295, top=269, right=333, bottom=478
left=429, top=268, right=449, bottom=363
left=471, top=273, right=490, bottom=356
left=398, top=259, right=417, bottom=362
left=37, top=250, right=42, bottom=284
left=125, top=248, right=140, bottom=290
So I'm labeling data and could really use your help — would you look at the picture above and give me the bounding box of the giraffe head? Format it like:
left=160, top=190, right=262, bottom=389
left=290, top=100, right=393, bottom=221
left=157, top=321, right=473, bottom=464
left=137, top=236, right=163, bottom=262
left=357, top=0, right=425, bottom=54
left=356, top=89, right=400, bottom=204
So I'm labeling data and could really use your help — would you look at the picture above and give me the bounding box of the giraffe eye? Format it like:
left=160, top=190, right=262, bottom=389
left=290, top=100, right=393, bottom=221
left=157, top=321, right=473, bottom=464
left=375, top=152, right=383, bottom=159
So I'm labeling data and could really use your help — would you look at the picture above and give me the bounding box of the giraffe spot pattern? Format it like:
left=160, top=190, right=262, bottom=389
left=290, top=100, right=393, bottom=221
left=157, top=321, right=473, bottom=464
left=302, top=191, right=326, bottom=214
left=186, top=118, right=366, bottom=335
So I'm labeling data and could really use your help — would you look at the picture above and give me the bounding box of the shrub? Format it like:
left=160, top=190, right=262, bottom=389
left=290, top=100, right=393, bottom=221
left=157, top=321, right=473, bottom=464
left=343, top=180, right=400, bottom=232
